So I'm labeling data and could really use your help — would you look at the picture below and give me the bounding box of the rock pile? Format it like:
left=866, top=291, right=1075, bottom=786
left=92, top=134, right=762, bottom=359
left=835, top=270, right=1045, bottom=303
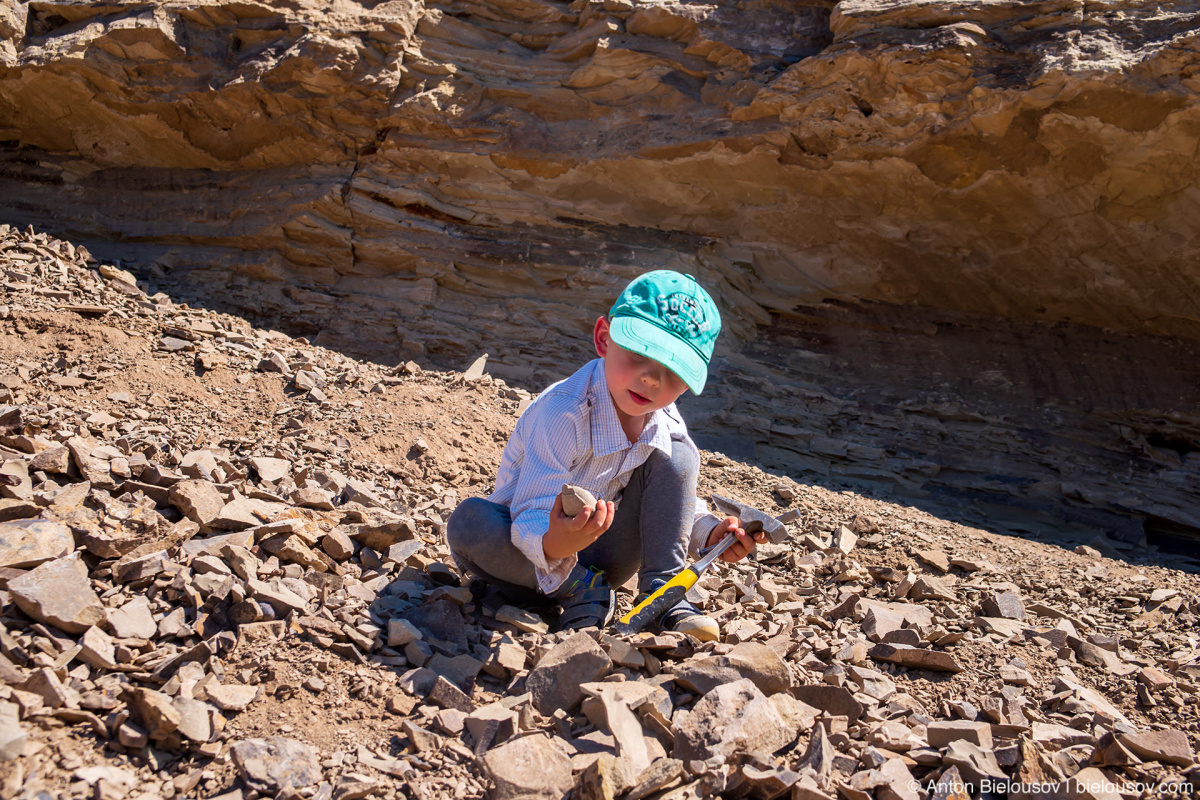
left=0, top=224, right=1198, bottom=799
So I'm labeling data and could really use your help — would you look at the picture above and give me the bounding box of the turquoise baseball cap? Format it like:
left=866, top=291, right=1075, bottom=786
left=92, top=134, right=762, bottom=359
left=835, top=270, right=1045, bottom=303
left=608, top=270, right=721, bottom=395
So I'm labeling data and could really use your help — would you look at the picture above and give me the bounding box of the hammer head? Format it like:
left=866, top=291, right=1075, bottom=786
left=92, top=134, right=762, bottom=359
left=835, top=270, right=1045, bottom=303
left=710, top=494, right=789, bottom=544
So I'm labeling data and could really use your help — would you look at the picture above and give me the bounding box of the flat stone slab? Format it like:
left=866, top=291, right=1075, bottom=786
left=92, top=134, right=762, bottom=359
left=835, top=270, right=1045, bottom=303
left=791, top=684, right=864, bottom=722
left=483, top=734, right=573, bottom=800
left=1119, top=729, right=1195, bottom=767
left=527, top=632, right=612, bottom=715
left=674, top=678, right=795, bottom=764
left=8, top=554, right=105, bottom=634
left=0, top=518, right=73, bottom=569
left=671, top=642, right=790, bottom=697
left=869, top=643, right=964, bottom=673
left=169, top=479, right=226, bottom=526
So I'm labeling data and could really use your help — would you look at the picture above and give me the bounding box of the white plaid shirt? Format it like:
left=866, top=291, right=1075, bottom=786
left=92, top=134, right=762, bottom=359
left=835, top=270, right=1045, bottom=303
left=489, top=358, right=720, bottom=593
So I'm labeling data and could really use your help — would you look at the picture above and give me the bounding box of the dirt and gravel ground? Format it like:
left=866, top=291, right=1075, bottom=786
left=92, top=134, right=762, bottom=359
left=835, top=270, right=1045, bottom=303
left=0, top=224, right=1198, bottom=800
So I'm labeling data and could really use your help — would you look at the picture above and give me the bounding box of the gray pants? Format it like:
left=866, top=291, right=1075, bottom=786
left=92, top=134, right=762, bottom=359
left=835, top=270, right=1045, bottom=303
left=447, top=438, right=699, bottom=600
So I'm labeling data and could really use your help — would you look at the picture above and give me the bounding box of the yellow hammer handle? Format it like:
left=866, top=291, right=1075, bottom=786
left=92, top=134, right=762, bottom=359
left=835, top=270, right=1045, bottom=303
left=617, top=567, right=699, bottom=625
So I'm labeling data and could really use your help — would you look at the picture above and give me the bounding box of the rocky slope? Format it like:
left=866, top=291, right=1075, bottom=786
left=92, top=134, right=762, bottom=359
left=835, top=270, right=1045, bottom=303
left=0, top=225, right=1198, bottom=800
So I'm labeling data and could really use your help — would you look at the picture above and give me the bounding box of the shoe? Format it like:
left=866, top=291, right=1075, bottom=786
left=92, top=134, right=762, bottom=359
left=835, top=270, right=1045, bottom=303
left=554, top=566, right=615, bottom=631
left=637, top=583, right=720, bottom=642
left=662, top=603, right=720, bottom=642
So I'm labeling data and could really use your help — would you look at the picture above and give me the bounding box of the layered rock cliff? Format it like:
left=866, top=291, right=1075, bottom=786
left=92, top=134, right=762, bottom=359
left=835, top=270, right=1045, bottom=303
left=1, top=0, right=1198, bottom=547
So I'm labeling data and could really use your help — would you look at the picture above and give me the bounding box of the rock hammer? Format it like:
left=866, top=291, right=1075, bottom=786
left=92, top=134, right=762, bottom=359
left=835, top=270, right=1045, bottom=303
left=612, top=494, right=789, bottom=636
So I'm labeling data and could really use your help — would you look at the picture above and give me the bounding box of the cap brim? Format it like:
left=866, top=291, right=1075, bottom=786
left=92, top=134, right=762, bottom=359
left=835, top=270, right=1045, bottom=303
left=609, top=315, right=708, bottom=395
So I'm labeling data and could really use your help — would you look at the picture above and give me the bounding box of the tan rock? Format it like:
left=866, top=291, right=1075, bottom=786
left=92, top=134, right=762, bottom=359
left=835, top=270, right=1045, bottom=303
left=1118, top=729, right=1195, bottom=767
left=169, top=479, right=226, bottom=526
left=671, top=642, right=790, bottom=696
left=130, top=688, right=182, bottom=740
left=527, top=632, right=612, bottom=714
left=868, top=643, right=964, bottom=673
left=560, top=484, right=597, bottom=517
left=8, top=554, right=105, bottom=634
left=483, top=734, right=573, bottom=800
left=673, top=678, right=795, bottom=764
left=0, top=518, right=73, bottom=568
left=247, top=456, right=290, bottom=483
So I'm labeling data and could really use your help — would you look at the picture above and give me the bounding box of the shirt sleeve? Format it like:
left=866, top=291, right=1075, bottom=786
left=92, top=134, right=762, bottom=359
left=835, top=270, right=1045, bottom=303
left=690, top=497, right=722, bottom=558
left=506, top=400, right=584, bottom=594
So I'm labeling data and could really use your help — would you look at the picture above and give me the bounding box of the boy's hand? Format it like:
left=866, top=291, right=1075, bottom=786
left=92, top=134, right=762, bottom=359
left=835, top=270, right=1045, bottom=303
left=543, top=492, right=615, bottom=560
left=706, top=516, right=765, bottom=563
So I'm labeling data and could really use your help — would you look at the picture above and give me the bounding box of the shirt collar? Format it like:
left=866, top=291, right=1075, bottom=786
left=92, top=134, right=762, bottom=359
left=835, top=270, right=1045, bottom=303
left=588, top=359, right=675, bottom=456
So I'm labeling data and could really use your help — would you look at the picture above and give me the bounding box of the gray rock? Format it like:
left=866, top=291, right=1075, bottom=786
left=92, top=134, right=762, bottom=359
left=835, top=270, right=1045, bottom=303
left=797, top=721, right=834, bottom=782
left=387, top=618, right=422, bottom=647
left=861, top=606, right=905, bottom=642
left=983, top=590, right=1026, bottom=621
left=463, top=353, right=488, bottom=381
left=181, top=530, right=254, bottom=558
left=673, top=678, right=795, bottom=764
left=671, top=642, right=790, bottom=696
left=0, top=518, right=73, bottom=568
left=495, top=605, right=549, bottom=634
left=231, top=737, right=322, bottom=792
left=427, top=654, right=483, bottom=691
left=943, top=739, right=1006, bottom=784
left=77, top=503, right=169, bottom=558
left=258, top=351, right=290, bottom=374
left=21, top=668, right=69, bottom=708
left=351, top=512, right=417, bottom=551
left=0, top=499, right=39, bottom=522
left=65, top=437, right=115, bottom=489
left=560, top=484, right=597, bottom=517
left=402, top=599, right=468, bottom=650
left=832, top=525, right=857, bottom=555
left=291, top=487, right=335, bottom=510
left=527, top=632, right=613, bottom=715
left=482, top=734, right=573, bottom=800
left=427, top=675, right=474, bottom=712
left=8, top=554, right=105, bottom=634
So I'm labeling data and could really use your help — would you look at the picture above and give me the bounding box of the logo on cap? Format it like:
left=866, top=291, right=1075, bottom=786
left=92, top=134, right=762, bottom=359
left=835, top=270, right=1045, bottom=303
left=656, top=293, right=711, bottom=338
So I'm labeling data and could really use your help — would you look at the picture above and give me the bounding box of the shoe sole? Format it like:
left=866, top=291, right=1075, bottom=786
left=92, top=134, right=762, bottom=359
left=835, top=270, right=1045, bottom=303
left=672, top=613, right=719, bottom=642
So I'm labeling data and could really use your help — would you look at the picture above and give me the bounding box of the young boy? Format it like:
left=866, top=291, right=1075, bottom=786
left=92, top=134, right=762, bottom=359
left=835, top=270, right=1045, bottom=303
left=446, top=270, right=764, bottom=641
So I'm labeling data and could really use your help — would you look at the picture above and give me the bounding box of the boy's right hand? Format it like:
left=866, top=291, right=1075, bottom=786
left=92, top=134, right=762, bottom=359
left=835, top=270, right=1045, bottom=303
left=542, top=492, right=614, bottom=560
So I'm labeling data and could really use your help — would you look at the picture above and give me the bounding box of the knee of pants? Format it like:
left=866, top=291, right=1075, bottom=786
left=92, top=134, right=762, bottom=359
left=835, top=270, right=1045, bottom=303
left=649, top=437, right=700, bottom=485
left=446, top=496, right=494, bottom=555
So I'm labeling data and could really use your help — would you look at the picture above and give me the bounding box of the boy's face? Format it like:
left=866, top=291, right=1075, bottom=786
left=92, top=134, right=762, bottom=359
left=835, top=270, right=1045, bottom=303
left=593, top=317, right=689, bottom=423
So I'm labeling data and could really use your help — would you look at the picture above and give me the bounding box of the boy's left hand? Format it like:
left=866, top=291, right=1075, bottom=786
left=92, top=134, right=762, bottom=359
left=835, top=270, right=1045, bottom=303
left=706, top=516, right=765, bottom=563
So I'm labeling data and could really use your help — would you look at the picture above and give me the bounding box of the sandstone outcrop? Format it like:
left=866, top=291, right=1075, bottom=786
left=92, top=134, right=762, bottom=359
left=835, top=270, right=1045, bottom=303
left=2, top=1, right=1199, bottom=544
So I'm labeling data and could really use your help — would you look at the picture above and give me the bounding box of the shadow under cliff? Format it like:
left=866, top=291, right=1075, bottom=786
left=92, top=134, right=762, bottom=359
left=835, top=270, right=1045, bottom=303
left=130, top=249, right=1200, bottom=568
left=682, top=301, right=1200, bottom=568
